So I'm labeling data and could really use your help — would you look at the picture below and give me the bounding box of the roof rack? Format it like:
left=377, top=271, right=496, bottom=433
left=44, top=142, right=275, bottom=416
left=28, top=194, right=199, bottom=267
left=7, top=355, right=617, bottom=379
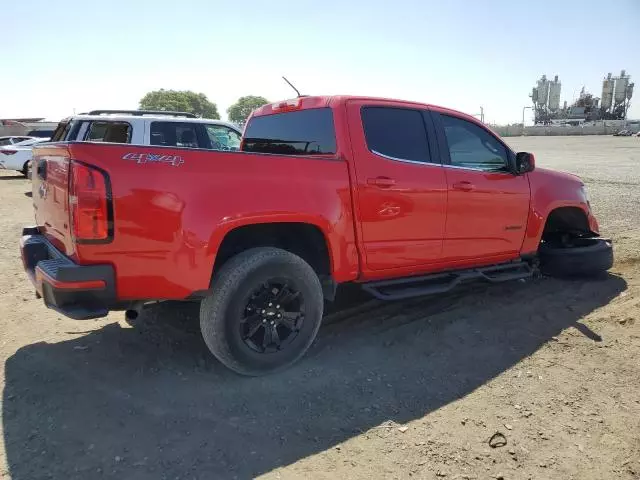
left=86, top=110, right=198, bottom=118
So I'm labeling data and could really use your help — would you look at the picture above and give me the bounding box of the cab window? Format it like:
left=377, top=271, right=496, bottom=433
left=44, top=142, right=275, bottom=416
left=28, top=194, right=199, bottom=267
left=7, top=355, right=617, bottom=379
left=205, top=125, right=241, bottom=151
left=150, top=122, right=203, bottom=148
left=440, top=115, right=509, bottom=171
left=86, top=121, right=132, bottom=143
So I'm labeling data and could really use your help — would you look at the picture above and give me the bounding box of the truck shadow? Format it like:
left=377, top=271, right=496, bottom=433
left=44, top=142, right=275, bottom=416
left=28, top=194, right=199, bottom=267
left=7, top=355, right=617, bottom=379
left=3, top=274, right=626, bottom=479
left=0, top=175, right=26, bottom=181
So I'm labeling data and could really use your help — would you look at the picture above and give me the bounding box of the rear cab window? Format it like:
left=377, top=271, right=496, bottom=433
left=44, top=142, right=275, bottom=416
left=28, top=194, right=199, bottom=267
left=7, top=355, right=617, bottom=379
left=242, top=108, right=336, bottom=155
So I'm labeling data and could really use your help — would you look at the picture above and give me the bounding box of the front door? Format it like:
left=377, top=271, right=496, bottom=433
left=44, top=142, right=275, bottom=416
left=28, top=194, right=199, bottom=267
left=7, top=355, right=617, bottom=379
left=347, top=101, right=447, bottom=273
left=433, top=111, right=530, bottom=261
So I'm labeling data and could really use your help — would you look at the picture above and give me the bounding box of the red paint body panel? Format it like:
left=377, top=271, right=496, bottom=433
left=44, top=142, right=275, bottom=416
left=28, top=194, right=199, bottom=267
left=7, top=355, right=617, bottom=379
left=441, top=168, right=530, bottom=261
left=33, top=142, right=358, bottom=300
left=29, top=95, right=603, bottom=305
left=520, top=167, right=597, bottom=254
left=345, top=98, right=448, bottom=273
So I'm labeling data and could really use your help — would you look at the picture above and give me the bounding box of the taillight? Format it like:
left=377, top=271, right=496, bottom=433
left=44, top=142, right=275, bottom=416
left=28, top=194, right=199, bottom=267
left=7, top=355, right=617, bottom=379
left=1, top=150, right=17, bottom=155
left=69, top=161, right=111, bottom=242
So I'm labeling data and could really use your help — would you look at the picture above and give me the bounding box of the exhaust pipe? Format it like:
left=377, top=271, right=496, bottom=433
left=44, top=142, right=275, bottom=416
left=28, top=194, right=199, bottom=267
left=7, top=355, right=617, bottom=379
left=124, top=301, right=145, bottom=321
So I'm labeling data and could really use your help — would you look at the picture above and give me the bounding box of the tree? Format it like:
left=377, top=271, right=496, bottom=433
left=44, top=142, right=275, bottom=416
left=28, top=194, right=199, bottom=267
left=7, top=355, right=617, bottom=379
left=227, top=96, right=269, bottom=125
left=139, top=89, right=220, bottom=119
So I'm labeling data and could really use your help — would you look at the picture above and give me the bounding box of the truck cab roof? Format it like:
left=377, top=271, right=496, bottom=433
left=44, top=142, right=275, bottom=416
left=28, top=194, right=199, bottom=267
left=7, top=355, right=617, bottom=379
left=251, top=95, right=483, bottom=126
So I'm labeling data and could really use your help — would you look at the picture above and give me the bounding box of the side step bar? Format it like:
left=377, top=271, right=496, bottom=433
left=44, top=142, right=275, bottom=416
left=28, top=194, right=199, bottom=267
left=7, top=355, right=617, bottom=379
left=362, top=261, right=534, bottom=301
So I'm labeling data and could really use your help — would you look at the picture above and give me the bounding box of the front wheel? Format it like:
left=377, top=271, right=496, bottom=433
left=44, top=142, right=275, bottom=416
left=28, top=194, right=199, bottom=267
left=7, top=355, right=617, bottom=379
left=539, top=237, right=613, bottom=277
left=200, top=247, right=324, bottom=376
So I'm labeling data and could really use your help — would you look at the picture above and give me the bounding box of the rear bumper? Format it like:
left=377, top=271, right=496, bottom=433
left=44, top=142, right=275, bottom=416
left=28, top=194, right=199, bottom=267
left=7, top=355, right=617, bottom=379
left=20, top=227, right=116, bottom=319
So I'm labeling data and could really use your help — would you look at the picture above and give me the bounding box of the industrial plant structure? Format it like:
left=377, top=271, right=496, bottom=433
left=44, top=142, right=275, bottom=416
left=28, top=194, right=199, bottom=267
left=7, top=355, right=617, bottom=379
left=530, top=70, right=634, bottom=124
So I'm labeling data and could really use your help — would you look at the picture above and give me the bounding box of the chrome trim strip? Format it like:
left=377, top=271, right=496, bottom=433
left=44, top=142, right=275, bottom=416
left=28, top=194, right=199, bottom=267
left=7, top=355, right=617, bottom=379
left=371, top=150, right=437, bottom=166
left=371, top=150, right=510, bottom=173
left=443, top=164, right=513, bottom=173
left=442, top=164, right=485, bottom=172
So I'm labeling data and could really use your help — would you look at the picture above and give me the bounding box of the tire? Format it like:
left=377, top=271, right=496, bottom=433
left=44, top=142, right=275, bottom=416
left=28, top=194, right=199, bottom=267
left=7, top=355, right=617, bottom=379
left=539, top=238, right=613, bottom=278
left=200, top=247, right=324, bottom=376
left=22, top=161, right=30, bottom=177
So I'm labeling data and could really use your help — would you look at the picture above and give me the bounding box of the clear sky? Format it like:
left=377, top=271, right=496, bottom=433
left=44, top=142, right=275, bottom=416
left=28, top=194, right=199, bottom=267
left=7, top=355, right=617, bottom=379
left=2, top=0, right=639, bottom=124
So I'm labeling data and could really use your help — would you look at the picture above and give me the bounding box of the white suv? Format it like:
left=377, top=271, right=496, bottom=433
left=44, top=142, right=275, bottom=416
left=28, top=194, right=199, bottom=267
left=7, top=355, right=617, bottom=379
left=50, top=110, right=243, bottom=151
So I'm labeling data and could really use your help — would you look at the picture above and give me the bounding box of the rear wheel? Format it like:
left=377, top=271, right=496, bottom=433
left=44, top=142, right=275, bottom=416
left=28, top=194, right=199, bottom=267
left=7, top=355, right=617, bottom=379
left=539, top=237, right=613, bottom=277
left=200, top=247, right=324, bottom=376
left=22, top=161, right=30, bottom=177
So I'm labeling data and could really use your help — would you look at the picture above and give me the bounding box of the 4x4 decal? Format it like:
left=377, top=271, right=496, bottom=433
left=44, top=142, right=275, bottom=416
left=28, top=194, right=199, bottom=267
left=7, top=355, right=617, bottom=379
left=122, top=152, right=184, bottom=167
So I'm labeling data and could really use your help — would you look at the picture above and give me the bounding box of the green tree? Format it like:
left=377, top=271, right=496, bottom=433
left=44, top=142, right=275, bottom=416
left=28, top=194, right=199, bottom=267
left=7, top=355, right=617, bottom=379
left=139, top=89, right=220, bottom=119
left=227, top=96, right=269, bottom=125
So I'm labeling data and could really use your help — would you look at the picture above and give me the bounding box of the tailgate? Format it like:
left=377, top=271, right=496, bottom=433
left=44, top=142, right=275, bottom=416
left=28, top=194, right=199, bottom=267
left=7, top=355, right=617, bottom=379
left=31, top=144, right=75, bottom=256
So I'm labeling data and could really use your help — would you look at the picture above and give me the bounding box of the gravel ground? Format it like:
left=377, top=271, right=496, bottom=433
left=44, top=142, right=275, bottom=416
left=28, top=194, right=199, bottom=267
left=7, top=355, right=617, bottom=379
left=1, top=135, right=639, bottom=480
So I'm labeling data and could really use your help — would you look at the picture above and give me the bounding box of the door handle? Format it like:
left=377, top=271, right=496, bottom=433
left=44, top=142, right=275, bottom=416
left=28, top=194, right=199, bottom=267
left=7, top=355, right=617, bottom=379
left=452, top=181, right=474, bottom=191
left=367, top=177, right=396, bottom=188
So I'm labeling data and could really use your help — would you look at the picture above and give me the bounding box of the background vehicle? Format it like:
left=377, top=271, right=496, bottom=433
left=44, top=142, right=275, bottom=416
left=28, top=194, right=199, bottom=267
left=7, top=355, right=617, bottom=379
left=49, top=109, right=242, bottom=149
left=26, top=129, right=55, bottom=138
left=1, top=137, right=50, bottom=175
left=21, top=98, right=612, bottom=375
left=0, top=136, right=34, bottom=146
left=613, top=129, right=633, bottom=136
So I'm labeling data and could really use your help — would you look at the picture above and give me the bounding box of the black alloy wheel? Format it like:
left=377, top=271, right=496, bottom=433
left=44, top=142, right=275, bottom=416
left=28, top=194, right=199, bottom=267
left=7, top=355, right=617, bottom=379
left=241, top=280, right=305, bottom=354
left=200, top=247, right=324, bottom=376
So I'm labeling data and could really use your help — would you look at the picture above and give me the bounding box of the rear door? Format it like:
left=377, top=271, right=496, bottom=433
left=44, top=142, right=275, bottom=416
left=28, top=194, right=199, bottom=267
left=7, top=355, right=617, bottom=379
left=432, top=111, right=530, bottom=261
left=346, top=100, right=447, bottom=273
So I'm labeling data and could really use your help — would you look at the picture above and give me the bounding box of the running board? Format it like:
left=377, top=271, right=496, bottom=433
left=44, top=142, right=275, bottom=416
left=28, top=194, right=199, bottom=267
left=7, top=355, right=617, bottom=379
left=361, top=261, right=534, bottom=301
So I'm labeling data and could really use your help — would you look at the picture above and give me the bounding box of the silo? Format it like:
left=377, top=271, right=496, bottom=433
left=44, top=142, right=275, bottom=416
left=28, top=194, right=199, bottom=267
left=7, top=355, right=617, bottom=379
left=601, top=73, right=614, bottom=111
left=548, top=75, right=561, bottom=110
left=614, top=71, right=629, bottom=104
left=626, top=83, right=634, bottom=101
left=537, top=75, right=549, bottom=106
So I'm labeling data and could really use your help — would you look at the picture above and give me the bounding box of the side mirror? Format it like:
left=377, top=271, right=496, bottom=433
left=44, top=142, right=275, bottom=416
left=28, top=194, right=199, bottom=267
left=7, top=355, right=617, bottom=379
left=515, top=152, right=535, bottom=174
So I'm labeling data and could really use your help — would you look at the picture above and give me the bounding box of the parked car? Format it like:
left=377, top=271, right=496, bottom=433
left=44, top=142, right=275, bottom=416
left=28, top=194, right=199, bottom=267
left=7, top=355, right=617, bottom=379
left=613, top=129, right=633, bottom=136
left=0, top=136, right=34, bottom=146
left=44, top=109, right=242, bottom=149
left=26, top=129, right=55, bottom=138
left=0, top=137, right=50, bottom=175
left=21, top=97, right=612, bottom=375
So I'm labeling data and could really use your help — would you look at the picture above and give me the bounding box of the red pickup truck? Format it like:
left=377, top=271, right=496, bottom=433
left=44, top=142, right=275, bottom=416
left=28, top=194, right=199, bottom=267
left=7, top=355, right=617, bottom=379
left=21, top=96, right=612, bottom=375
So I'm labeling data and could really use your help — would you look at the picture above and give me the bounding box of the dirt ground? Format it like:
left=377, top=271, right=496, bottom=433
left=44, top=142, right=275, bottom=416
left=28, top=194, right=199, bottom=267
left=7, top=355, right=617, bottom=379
left=1, top=135, right=639, bottom=480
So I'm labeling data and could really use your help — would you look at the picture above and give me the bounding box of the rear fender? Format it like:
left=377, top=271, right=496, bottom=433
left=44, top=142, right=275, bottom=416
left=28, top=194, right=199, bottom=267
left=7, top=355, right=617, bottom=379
left=205, top=214, right=357, bottom=283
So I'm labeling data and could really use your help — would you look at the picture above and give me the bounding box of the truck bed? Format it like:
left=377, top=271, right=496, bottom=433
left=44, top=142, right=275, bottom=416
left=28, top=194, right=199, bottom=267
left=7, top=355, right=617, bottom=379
left=31, top=142, right=358, bottom=300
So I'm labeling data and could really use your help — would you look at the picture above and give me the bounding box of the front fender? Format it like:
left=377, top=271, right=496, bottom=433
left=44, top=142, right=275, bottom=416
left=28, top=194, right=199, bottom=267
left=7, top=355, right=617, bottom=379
left=521, top=169, right=598, bottom=254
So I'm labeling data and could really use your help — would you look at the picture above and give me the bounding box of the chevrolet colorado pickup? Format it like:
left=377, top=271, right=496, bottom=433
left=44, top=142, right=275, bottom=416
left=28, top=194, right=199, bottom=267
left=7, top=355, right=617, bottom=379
left=21, top=96, right=613, bottom=375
